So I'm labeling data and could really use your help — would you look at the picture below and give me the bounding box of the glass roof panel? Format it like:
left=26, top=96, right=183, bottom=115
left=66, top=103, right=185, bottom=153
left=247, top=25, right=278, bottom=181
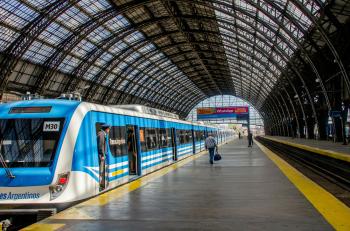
left=58, top=55, right=80, bottom=73
left=77, top=0, right=110, bottom=15
left=0, top=25, right=19, bottom=51
left=0, top=0, right=38, bottom=30
left=213, top=0, right=323, bottom=104
left=0, top=0, right=326, bottom=113
left=57, top=6, right=90, bottom=30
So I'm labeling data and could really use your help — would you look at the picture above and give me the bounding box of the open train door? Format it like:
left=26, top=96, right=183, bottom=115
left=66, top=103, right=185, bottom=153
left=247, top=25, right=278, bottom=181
left=192, top=129, right=196, bottom=154
left=126, top=125, right=139, bottom=176
left=171, top=128, right=177, bottom=161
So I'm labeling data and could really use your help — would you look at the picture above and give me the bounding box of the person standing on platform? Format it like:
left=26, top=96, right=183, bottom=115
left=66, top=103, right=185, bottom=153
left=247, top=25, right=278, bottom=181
left=238, top=132, right=241, bottom=139
left=248, top=132, right=253, bottom=147
left=97, top=124, right=110, bottom=191
left=205, top=133, right=217, bottom=164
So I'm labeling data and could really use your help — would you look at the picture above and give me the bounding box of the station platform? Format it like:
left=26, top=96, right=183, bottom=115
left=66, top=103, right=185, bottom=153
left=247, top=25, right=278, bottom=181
left=23, top=138, right=349, bottom=231
left=263, top=136, right=350, bottom=162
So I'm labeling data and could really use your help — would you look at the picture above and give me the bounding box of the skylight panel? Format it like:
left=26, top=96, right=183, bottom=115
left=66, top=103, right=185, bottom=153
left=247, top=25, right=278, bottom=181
left=124, top=31, right=144, bottom=45
left=1, top=0, right=39, bottom=29
left=109, top=40, right=128, bottom=54
left=22, top=40, right=54, bottom=64
left=138, top=43, right=156, bottom=54
left=0, top=25, right=19, bottom=51
left=287, top=1, right=312, bottom=30
left=105, top=15, right=130, bottom=31
left=77, top=0, right=110, bottom=15
left=235, top=0, right=255, bottom=14
left=117, top=61, right=128, bottom=70
left=25, top=0, right=51, bottom=9
left=39, top=22, right=72, bottom=46
left=56, top=55, right=79, bottom=73
left=57, top=6, right=90, bottom=30
left=88, top=26, right=111, bottom=43
left=97, top=52, right=113, bottom=66
left=117, top=80, right=128, bottom=90
left=102, top=73, right=117, bottom=86
left=72, top=39, right=96, bottom=58
left=85, top=65, right=101, bottom=80
left=111, top=66, right=122, bottom=76
left=124, top=51, right=141, bottom=63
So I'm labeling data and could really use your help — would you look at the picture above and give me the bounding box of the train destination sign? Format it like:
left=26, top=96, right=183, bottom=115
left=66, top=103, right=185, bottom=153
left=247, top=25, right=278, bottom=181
left=197, top=106, right=249, bottom=120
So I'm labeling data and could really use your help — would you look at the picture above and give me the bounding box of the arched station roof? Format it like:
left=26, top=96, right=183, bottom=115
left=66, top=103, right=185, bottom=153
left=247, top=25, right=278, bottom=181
left=0, top=0, right=349, bottom=122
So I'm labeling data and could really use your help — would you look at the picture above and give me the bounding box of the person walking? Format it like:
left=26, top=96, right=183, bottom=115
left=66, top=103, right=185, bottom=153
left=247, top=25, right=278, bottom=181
left=97, top=123, right=110, bottom=191
left=248, top=132, right=253, bottom=147
left=205, top=133, right=217, bottom=164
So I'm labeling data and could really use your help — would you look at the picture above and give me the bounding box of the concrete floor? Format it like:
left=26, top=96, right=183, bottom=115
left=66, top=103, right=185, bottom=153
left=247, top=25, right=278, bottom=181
left=33, top=139, right=333, bottom=230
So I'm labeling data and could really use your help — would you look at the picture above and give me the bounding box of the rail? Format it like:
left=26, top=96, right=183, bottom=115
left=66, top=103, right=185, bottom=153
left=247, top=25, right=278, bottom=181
left=256, top=136, right=350, bottom=191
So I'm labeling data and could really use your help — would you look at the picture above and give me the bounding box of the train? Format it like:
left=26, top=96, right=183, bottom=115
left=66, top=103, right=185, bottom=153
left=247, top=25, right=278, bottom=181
left=0, top=99, right=235, bottom=221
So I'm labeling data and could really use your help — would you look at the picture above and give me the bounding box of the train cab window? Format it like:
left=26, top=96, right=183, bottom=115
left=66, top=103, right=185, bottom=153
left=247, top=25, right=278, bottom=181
left=109, top=126, right=127, bottom=157
left=0, top=118, right=65, bottom=167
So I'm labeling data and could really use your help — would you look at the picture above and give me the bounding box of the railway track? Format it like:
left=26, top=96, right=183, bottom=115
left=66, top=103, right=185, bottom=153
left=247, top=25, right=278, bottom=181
left=256, top=137, right=350, bottom=194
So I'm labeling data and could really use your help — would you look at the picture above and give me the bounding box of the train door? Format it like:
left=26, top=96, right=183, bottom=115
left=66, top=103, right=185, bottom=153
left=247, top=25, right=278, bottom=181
left=95, top=122, right=109, bottom=192
left=192, top=129, right=196, bottom=154
left=171, top=128, right=177, bottom=161
left=126, top=125, right=138, bottom=176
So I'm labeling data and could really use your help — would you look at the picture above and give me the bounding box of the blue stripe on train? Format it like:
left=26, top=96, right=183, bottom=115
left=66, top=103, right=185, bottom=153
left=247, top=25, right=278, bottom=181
left=142, top=156, right=173, bottom=169
left=109, top=164, right=128, bottom=173
left=142, top=152, right=173, bottom=164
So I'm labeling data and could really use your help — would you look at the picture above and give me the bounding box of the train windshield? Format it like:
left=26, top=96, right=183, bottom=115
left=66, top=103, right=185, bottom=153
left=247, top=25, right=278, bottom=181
left=0, top=118, right=65, bottom=167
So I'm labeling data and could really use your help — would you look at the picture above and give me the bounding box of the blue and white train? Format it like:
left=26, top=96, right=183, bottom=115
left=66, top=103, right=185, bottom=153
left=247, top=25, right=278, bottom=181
left=0, top=99, right=234, bottom=212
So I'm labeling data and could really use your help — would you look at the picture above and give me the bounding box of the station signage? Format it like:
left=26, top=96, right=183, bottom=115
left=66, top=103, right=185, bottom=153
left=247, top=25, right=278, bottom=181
left=197, top=106, right=249, bottom=120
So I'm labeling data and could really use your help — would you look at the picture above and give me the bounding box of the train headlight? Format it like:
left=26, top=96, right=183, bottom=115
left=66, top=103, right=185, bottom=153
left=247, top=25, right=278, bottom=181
left=49, top=172, right=70, bottom=200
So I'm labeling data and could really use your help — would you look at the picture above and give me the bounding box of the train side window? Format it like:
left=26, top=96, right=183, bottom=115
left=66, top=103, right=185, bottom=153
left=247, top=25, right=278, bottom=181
left=182, top=130, right=186, bottom=144
left=145, top=128, right=158, bottom=150
left=177, top=129, right=189, bottom=144
left=176, top=130, right=183, bottom=144
left=187, top=130, right=193, bottom=143
left=184, top=130, right=189, bottom=143
left=159, top=128, right=168, bottom=148
left=140, top=128, right=147, bottom=152
left=109, top=126, right=127, bottom=157
left=166, top=128, right=172, bottom=147
left=195, top=131, right=200, bottom=142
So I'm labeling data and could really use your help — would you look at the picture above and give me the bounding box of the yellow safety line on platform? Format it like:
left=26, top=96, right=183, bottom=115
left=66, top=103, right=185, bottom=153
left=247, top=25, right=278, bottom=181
left=22, top=140, right=236, bottom=231
left=264, top=136, right=350, bottom=163
left=256, top=141, right=350, bottom=231
left=21, top=223, right=65, bottom=231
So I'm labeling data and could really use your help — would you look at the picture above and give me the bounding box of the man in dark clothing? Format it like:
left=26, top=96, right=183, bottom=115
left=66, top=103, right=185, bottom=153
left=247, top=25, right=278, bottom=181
left=97, top=124, right=110, bottom=191
left=205, top=133, right=217, bottom=164
left=248, top=132, right=253, bottom=147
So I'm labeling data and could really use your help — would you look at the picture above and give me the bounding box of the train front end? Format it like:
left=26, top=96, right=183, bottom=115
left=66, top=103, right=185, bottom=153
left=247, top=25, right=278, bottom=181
left=0, top=100, right=79, bottom=209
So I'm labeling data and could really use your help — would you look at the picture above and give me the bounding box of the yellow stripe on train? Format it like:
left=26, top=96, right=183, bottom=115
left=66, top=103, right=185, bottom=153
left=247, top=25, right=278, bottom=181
left=111, top=169, right=125, bottom=177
